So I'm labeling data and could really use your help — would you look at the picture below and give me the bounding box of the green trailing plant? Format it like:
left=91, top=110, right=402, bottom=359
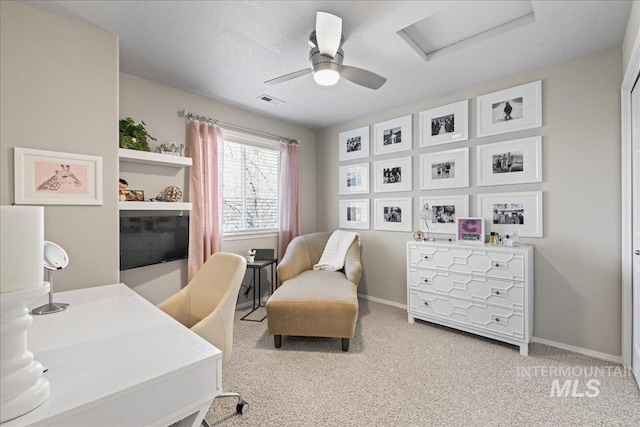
left=119, top=117, right=156, bottom=151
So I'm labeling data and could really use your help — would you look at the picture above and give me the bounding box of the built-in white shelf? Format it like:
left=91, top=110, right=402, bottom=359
left=118, top=148, right=192, bottom=167
left=119, top=201, right=192, bottom=211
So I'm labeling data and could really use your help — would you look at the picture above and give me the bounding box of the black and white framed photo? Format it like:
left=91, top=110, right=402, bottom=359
left=339, top=163, right=369, bottom=195
left=374, top=197, right=412, bottom=232
left=374, top=156, right=412, bottom=193
left=339, top=126, right=370, bottom=162
left=419, top=147, right=469, bottom=190
left=339, top=199, right=370, bottom=230
left=477, top=137, right=542, bottom=186
left=373, top=115, right=412, bottom=155
left=419, top=195, right=469, bottom=234
left=477, top=191, right=543, bottom=237
left=419, top=100, right=469, bottom=147
left=476, top=80, right=542, bottom=137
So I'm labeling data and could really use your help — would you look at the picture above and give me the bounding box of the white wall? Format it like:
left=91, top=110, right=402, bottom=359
left=0, top=1, right=119, bottom=291
left=316, top=46, right=623, bottom=357
left=119, top=73, right=316, bottom=304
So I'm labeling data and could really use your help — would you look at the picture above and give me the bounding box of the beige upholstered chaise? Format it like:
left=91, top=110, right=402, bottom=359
left=266, top=232, right=362, bottom=351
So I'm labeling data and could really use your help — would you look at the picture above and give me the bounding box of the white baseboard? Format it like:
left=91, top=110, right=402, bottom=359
left=531, top=336, right=622, bottom=364
left=357, top=293, right=407, bottom=310
left=356, top=295, right=624, bottom=364
left=240, top=291, right=624, bottom=365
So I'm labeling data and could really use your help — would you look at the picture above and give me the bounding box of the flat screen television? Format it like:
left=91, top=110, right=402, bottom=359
left=120, top=216, right=189, bottom=271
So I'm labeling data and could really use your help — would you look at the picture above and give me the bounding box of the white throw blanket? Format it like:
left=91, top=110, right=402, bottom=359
left=313, top=230, right=360, bottom=271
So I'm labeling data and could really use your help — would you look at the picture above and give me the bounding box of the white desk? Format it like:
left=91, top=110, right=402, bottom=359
left=2, top=284, right=221, bottom=426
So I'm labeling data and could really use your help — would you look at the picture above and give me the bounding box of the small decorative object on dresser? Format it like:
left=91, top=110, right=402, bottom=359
left=412, top=230, right=424, bottom=242
left=455, top=217, right=485, bottom=245
left=406, top=241, right=534, bottom=356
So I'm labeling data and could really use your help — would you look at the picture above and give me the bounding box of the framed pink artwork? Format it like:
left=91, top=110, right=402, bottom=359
left=14, top=147, right=103, bottom=205
left=455, top=217, right=485, bottom=245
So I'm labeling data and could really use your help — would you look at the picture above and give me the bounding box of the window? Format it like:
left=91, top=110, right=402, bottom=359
left=223, top=136, right=279, bottom=235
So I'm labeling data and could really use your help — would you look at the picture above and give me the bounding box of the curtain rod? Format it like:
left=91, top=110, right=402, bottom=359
left=180, top=110, right=299, bottom=145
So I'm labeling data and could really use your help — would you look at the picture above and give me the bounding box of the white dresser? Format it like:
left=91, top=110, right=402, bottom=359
left=406, top=241, right=534, bottom=356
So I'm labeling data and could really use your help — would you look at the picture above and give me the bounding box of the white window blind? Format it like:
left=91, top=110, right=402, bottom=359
left=223, top=140, right=279, bottom=234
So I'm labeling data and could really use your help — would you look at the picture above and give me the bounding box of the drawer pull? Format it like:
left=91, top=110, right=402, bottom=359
left=423, top=278, right=429, bottom=283
left=494, top=317, right=501, bottom=323
left=423, top=255, right=430, bottom=260
left=424, top=302, right=429, bottom=307
left=494, top=290, right=501, bottom=295
left=494, top=263, right=500, bottom=267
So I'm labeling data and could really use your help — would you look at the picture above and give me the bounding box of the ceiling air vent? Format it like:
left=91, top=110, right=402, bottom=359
left=257, top=94, right=285, bottom=106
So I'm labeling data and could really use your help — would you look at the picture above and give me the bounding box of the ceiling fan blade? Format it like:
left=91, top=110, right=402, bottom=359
left=264, top=68, right=311, bottom=85
left=316, top=11, right=342, bottom=57
left=340, top=66, right=387, bottom=90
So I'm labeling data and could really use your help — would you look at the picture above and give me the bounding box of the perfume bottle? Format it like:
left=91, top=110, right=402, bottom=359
left=489, top=232, right=497, bottom=244
left=512, top=232, right=520, bottom=246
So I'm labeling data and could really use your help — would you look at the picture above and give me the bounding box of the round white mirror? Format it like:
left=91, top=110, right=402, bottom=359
left=33, top=241, right=69, bottom=315
left=43, top=241, right=69, bottom=270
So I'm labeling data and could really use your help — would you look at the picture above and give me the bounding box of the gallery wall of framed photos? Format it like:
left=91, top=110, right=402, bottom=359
left=336, top=80, right=544, bottom=239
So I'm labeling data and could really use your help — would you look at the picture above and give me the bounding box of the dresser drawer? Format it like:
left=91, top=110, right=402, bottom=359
left=408, top=268, right=524, bottom=310
left=408, top=290, right=524, bottom=339
left=408, top=245, right=525, bottom=281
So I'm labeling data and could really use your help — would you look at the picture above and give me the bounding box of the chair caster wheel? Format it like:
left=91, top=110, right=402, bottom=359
left=236, top=400, right=248, bottom=415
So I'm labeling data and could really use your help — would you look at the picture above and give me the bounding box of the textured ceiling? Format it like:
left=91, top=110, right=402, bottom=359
left=24, top=1, right=632, bottom=130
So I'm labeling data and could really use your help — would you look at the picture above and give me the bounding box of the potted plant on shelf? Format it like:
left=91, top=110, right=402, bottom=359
left=119, top=117, right=157, bottom=151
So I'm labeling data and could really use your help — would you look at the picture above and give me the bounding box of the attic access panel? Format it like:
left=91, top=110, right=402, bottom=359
left=398, top=1, right=535, bottom=62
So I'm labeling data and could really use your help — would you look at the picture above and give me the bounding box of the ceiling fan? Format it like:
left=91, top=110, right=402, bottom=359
left=265, top=11, right=387, bottom=90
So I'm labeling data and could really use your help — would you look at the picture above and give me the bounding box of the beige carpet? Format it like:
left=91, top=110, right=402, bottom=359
left=205, top=299, right=640, bottom=427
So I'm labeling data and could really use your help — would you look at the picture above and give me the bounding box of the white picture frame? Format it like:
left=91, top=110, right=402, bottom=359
left=374, top=197, right=412, bottom=232
left=419, top=147, right=469, bottom=190
left=419, top=100, right=469, bottom=147
left=476, top=80, right=542, bottom=138
left=455, top=217, right=486, bottom=245
left=374, top=156, right=412, bottom=193
left=373, top=115, right=412, bottom=155
left=476, top=137, right=542, bottom=186
left=339, top=163, right=369, bottom=195
left=339, top=199, right=370, bottom=230
left=419, top=195, right=469, bottom=235
left=14, top=147, right=103, bottom=205
left=339, top=126, right=370, bottom=161
left=477, top=191, right=543, bottom=237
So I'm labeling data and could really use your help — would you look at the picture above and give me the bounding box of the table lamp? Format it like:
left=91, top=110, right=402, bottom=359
left=31, top=241, right=69, bottom=315
left=419, top=203, right=436, bottom=241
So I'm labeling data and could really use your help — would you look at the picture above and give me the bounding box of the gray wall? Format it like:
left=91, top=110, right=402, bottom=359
left=0, top=1, right=119, bottom=291
left=623, top=0, right=640, bottom=74
left=316, top=46, right=623, bottom=357
left=119, top=73, right=316, bottom=304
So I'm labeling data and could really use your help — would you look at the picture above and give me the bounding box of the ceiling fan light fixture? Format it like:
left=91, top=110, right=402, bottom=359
left=313, top=68, right=340, bottom=86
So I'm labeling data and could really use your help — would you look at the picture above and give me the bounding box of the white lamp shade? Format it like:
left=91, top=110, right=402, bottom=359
left=313, top=68, right=340, bottom=86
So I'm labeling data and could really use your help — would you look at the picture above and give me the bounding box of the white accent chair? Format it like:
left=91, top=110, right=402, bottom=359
left=158, top=252, right=248, bottom=419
